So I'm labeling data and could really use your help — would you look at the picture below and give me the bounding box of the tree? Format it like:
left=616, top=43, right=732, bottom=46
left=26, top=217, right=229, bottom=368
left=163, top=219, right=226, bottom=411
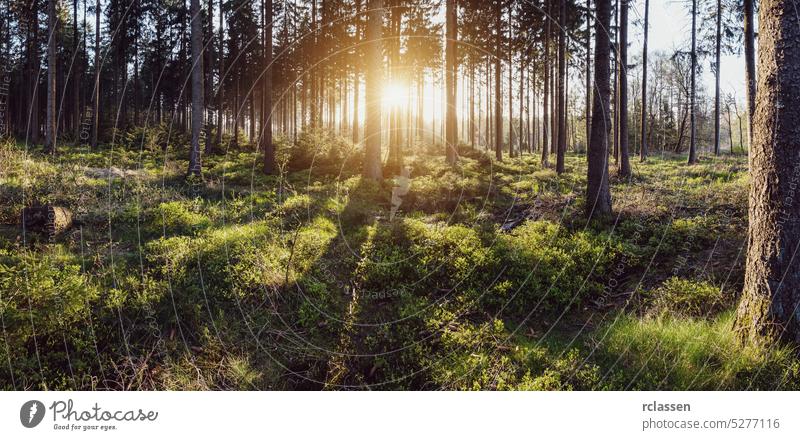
left=262, top=0, right=274, bottom=173
left=445, top=0, right=457, bottom=164
left=44, top=0, right=57, bottom=153
left=91, top=0, right=100, bottom=147
left=493, top=0, right=503, bottom=161
left=555, top=0, right=566, bottom=174
left=617, top=0, right=630, bottom=176
left=639, top=0, right=649, bottom=161
left=541, top=0, right=550, bottom=167
left=734, top=0, right=800, bottom=343
left=586, top=0, right=612, bottom=218
left=362, top=0, right=383, bottom=180
left=214, top=0, right=224, bottom=150
left=187, top=0, right=203, bottom=176
left=687, top=0, right=698, bottom=164
left=743, top=0, right=755, bottom=151
left=713, top=0, right=722, bottom=155
left=585, top=0, right=591, bottom=155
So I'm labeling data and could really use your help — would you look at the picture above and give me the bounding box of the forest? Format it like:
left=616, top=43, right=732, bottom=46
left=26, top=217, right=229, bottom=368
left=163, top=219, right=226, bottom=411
left=1, top=0, right=799, bottom=391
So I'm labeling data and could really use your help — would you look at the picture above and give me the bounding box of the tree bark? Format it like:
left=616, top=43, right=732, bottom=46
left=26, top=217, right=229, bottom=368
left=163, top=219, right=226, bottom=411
left=493, top=1, right=503, bottom=161
left=687, top=0, right=698, bottom=164
left=743, top=0, right=756, bottom=152
left=44, top=0, right=57, bottom=153
left=713, top=0, right=721, bottom=156
left=445, top=0, right=457, bottom=164
left=617, top=0, right=630, bottom=176
left=556, top=0, right=566, bottom=174
left=585, top=0, right=591, bottom=154
left=91, top=0, right=100, bottom=147
left=262, top=0, right=274, bottom=174
left=352, top=0, right=361, bottom=145
left=639, top=0, right=648, bottom=161
left=187, top=0, right=204, bottom=176
left=586, top=0, right=612, bottom=219
left=734, top=0, right=800, bottom=343
left=541, top=0, right=550, bottom=167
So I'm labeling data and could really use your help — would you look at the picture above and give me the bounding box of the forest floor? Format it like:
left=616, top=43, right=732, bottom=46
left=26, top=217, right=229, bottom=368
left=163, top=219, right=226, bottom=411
left=1, top=133, right=799, bottom=390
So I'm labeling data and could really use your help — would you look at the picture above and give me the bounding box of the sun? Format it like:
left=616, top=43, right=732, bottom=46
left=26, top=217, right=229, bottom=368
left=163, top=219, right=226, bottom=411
left=382, top=82, right=408, bottom=108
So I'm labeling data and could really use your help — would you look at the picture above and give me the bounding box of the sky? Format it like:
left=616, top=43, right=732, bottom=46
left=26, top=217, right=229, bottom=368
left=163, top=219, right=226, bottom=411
left=626, top=0, right=749, bottom=101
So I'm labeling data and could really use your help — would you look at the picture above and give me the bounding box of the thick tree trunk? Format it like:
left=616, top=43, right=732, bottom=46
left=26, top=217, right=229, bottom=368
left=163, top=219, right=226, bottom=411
left=640, top=0, right=649, bottom=161
left=445, top=0, right=457, bottom=164
left=743, top=0, right=756, bottom=151
left=362, top=0, right=383, bottom=180
left=187, top=0, right=204, bottom=176
left=734, top=0, right=800, bottom=343
left=586, top=0, right=612, bottom=219
left=687, top=0, right=698, bottom=164
left=617, top=0, right=630, bottom=176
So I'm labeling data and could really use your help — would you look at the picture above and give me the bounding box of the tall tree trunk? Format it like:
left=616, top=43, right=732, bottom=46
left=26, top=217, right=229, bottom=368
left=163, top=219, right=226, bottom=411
left=687, top=0, right=698, bottom=164
left=518, top=49, right=524, bottom=155
left=612, top=0, right=618, bottom=165
left=445, top=0, right=457, bottom=164
left=262, top=0, right=274, bottom=173
left=713, top=0, right=722, bottom=156
left=204, top=0, right=214, bottom=153
left=556, top=0, right=566, bottom=173
left=508, top=13, right=514, bottom=158
left=310, top=0, right=318, bottom=129
left=585, top=0, right=591, bottom=154
left=541, top=0, right=550, bottom=167
left=639, top=0, right=648, bottom=161
left=214, top=0, right=224, bottom=149
left=362, top=0, right=383, bottom=180
left=586, top=0, right=612, bottom=218
left=91, top=0, right=99, bottom=147
left=187, top=0, right=204, bottom=176
left=617, top=0, right=630, bottom=176
left=44, top=0, right=57, bottom=153
left=72, top=0, right=80, bottom=140
left=352, top=0, right=361, bottom=145
left=734, top=0, right=800, bottom=343
left=470, top=61, right=475, bottom=148
left=743, top=0, right=756, bottom=152
left=493, top=2, right=503, bottom=161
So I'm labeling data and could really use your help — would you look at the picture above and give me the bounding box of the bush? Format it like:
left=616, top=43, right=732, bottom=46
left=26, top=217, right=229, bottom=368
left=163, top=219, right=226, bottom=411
left=492, top=220, right=622, bottom=312
left=288, top=130, right=361, bottom=173
left=0, top=249, right=100, bottom=389
left=147, top=201, right=212, bottom=236
left=649, top=277, right=724, bottom=317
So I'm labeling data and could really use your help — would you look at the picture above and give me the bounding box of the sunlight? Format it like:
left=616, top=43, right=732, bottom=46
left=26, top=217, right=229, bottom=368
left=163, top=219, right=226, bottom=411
left=382, top=82, right=408, bottom=108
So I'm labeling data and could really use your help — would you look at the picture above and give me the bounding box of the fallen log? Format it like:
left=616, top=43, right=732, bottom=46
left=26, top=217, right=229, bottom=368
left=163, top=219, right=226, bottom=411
left=21, top=205, right=73, bottom=239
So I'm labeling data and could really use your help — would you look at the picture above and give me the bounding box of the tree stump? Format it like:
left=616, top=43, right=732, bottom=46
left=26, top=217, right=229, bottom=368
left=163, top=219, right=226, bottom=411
left=21, top=205, right=73, bottom=240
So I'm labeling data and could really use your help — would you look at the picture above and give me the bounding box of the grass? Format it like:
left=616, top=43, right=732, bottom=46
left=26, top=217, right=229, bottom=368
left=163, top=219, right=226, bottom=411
left=0, top=134, right=794, bottom=390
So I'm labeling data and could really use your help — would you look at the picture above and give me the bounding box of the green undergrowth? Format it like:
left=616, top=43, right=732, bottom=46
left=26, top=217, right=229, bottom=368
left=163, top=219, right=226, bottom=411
left=0, top=136, right=794, bottom=390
